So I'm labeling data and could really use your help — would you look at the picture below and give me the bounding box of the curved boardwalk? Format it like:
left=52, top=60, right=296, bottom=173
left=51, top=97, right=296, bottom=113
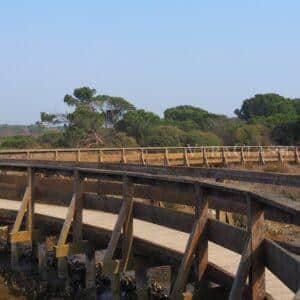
left=0, top=199, right=294, bottom=300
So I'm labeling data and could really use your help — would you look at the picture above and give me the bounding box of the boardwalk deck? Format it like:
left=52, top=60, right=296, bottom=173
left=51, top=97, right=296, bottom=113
left=0, top=199, right=294, bottom=300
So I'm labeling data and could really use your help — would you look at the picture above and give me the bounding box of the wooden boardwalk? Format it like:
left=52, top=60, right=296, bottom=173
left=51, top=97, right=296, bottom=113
left=0, top=199, right=294, bottom=299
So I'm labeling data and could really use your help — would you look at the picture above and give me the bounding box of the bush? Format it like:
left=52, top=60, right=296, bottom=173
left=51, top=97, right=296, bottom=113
left=184, top=130, right=222, bottom=146
left=0, top=136, right=37, bottom=149
left=37, top=131, right=64, bottom=147
left=142, top=126, right=185, bottom=147
left=233, top=124, right=271, bottom=145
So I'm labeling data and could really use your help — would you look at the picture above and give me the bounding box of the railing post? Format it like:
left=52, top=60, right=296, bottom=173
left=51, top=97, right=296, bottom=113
left=77, top=149, right=81, bottom=162
left=73, top=170, right=83, bottom=242
left=222, top=147, right=228, bottom=166
left=247, top=194, right=265, bottom=300
left=98, top=149, right=103, bottom=163
left=294, top=147, right=300, bottom=164
left=259, top=146, right=265, bottom=165
left=241, top=147, right=246, bottom=165
left=121, top=148, right=127, bottom=164
left=278, top=147, right=284, bottom=164
left=202, top=147, right=209, bottom=167
left=184, top=148, right=190, bottom=167
left=140, top=149, right=146, bottom=165
left=164, top=148, right=170, bottom=166
left=120, top=175, right=134, bottom=272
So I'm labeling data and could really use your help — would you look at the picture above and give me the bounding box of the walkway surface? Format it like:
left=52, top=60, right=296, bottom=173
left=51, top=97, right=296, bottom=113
left=0, top=199, right=294, bottom=300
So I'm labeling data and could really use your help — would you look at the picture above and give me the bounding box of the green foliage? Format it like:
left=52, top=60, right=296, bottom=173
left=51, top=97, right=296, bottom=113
left=164, top=105, right=226, bottom=131
left=233, top=124, right=270, bottom=145
left=142, top=126, right=185, bottom=147
left=37, top=131, right=64, bottom=148
left=184, top=130, right=222, bottom=146
left=116, top=109, right=161, bottom=143
left=102, top=130, right=138, bottom=147
left=272, top=119, right=300, bottom=145
left=0, top=136, right=37, bottom=149
left=235, top=93, right=300, bottom=123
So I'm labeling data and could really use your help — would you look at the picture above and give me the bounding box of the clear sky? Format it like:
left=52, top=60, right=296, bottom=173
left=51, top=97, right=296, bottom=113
left=1, top=1, right=300, bottom=124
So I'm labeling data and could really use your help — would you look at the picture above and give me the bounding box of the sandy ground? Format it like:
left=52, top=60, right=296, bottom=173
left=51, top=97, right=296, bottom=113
left=0, top=199, right=294, bottom=300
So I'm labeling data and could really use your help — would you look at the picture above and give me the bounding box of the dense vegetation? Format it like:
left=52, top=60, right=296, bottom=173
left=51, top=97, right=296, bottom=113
left=1, top=88, right=300, bottom=149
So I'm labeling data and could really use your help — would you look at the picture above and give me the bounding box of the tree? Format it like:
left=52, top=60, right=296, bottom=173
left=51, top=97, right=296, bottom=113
left=116, top=109, right=160, bottom=143
left=234, top=93, right=298, bottom=122
left=40, top=87, right=135, bottom=147
left=272, top=119, right=300, bottom=145
left=164, top=105, right=226, bottom=131
left=142, top=126, right=185, bottom=147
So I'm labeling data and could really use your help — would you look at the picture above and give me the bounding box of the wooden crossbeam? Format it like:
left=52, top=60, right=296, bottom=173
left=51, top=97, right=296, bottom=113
left=229, top=237, right=251, bottom=300
left=170, top=185, right=208, bottom=299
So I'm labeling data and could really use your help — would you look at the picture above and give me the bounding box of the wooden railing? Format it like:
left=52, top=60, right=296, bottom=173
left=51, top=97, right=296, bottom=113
left=0, top=161, right=299, bottom=299
left=0, top=145, right=300, bottom=166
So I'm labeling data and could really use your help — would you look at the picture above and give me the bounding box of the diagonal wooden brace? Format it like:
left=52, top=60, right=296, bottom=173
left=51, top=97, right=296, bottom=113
left=9, top=167, right=38, bottom=244
left=170, top=185, right=208, bottom=299
left=103, top=175, right=134, bottom=273
left=55, top=169, right=84, bottom=257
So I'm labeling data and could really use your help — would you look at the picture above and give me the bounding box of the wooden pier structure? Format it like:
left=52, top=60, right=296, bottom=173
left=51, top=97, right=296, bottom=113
left=0, top=159, right=299, bottom=299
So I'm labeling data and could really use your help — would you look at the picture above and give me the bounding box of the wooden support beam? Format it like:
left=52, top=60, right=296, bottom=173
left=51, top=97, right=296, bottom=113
left=183, top=148, right=190, bottom=167
left=121, top=148, right=127, bottom=164
left=229, top=237, right=251, bottom=300
left=54, top=240, right=89, bottom=257
left=140, top=149, right=146, bottom=165
left=241, top=147, right=246, bottom=165
left=247, top=194, right=265, bottom=300
left=164, top=148, right=170, bottom=166
left=120, top=175, right=134, bottom=272
left=98, top=149, right=103, bottom=163
left=295, top=147, right=300, bottom=164
left=73, top=169, right=83, bottom=242
left=222, top=147, right=228, bottom=166
left=170, top=185, right=208, bottom=299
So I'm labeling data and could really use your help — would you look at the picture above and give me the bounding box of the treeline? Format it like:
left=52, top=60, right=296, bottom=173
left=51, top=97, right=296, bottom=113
left=1, top=87, right=300, bottom=149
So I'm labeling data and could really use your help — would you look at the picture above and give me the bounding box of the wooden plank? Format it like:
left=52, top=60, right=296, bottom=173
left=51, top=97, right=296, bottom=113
left=57, top=193, right=76, bottom=246
left=26, top=167, right=34, bottom=233
left=120, top=176, right=134, bottom=271
left=247, top=195, right=265, bottom=300
left=229, top=237, right=251, bottom=300
left=11, top=186, right=30, bottom=233
left=170, top=186, right=208, bottom=299
left=264, top=239, right=300, bottom=293
left=103, top=200, right=128, bottom=264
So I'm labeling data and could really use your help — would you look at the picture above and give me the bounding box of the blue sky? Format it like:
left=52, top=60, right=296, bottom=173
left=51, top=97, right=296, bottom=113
left=1, top=1, right=300, bottom=124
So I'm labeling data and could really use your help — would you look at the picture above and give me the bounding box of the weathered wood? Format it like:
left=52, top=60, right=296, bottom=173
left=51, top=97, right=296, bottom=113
left=10, top=229, right=40, bottom=243
left=54, top=240, right=89, bottom=257
left=229, top=237, right=251, bottom=300
left=170, top=185, right=208, bottom=299
left=120, top=176, right=134, bottom=271
left=73, top=169, right=83, bottom=242
left=247, top=195, right=265, bottom=300
left=264, top=239, right=300, bottom=293
left=57, top=194, right=76, bottom=246
left=38, top=241, right=47, bottom=281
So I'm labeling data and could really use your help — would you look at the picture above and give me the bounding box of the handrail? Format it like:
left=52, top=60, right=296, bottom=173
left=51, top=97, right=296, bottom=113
left=0, top=145, right=300, bottom=167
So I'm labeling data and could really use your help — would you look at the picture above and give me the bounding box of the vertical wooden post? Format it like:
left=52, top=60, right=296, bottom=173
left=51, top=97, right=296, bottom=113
left=54, top=150, right=58, bottom=161
left=247, top=194, right=265, bottom=300
left=122, top=148, right=127, bottom=164
left=73, top=170, right=83, bottom=243
left=164, top=148, right=170, bottom=166
left=140, top=149, right=146, bottom=165
left=26, top=167, right=34, bottom=239
left=222, top=147, right=228, bottom=166
left=184, top=148, right=190, bottom=167
left=278, top=148, right=284, bottom=164
left=58, top=257, right=68, bottom=279
left=120, top=175, right=134, bottom=272
left=203, top=147, right=209, bottom=167
left=38, top=241, right=47, bottom=281
left=241, top=147, right=246, bottom=165
left=294, top=147, right=300, bottom=164
left=86, top=249, right=96, bottom=290
left=259, top=146, right=265, bottom=165
left=77, top=149, right=81, bottom=162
